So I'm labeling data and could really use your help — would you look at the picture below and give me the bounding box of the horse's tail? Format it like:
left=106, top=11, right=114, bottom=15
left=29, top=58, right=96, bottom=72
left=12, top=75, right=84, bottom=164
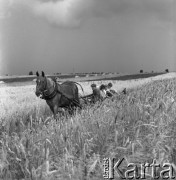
left=73, top=82, right=84, bottom=94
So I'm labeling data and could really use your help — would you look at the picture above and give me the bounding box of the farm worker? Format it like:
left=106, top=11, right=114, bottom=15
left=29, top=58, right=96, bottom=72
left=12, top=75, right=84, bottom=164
left=91, top=83, right=104, bottom=103
left=99, top=84, right=107, bottom=99
left=86, top=84, right=103, bottom=103
left=107, top=83, right=116, bottom=95
left=105, top=84, right=113, bottom=97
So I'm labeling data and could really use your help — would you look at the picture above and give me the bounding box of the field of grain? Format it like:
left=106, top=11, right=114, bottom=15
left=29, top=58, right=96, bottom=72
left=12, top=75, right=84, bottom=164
left=0, top=73, right=176, bottom=179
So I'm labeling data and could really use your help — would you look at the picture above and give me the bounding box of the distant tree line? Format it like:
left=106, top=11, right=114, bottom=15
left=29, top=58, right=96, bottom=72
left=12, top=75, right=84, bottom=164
left=28, top=69, right=169, bottom=76
left=165, top=69, right=169, bottom=73
left=139, top=69, right=169, bottom=74
left=29, top=71, right=33, bottom=75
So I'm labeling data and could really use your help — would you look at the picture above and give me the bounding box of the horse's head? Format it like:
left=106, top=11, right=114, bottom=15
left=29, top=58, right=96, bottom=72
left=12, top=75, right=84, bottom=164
left=35, top=71, right=47, bottom=97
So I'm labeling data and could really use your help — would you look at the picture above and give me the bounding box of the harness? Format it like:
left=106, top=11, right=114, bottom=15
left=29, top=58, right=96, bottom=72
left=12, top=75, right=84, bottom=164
left=42, top=81, right=58, bottom=100
left=57, top=83, right=82, bottom=108
left=41, top=80, right=82, bottom=108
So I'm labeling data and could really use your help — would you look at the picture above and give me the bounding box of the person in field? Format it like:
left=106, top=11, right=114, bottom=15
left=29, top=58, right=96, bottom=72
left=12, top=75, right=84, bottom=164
left=106, top=82, right=127, bottom=96
left=86, top=84, right=103, bottom=103
left=107, top=83, right=117, bottom=95
left=104, top=84, right=113, bottom=97
left=99, top=84, right=107, bottom=99
left=91, top=84, right=104, bottom=103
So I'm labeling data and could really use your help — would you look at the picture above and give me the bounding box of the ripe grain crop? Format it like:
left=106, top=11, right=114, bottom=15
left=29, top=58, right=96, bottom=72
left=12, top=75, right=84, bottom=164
left=0, top=73, right=176, bottom=179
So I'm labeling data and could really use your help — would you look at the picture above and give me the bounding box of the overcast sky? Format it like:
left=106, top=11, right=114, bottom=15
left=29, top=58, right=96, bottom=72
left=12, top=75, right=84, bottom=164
left=0, top=0, right=176, bottom=75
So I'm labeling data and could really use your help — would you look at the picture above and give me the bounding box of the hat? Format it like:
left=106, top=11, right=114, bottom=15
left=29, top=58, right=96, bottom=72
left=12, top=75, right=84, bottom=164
left=100, top=84, right=105, bottom=90
left=108, top=82, right=112, bottom=87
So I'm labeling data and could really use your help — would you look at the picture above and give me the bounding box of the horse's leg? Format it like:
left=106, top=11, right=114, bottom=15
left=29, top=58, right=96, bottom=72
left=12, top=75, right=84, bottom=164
left=69, top=105, right=77, bottom=116
left=67, top=106, right=73, bottom=116
left=53, top=105, right=59, bottom=120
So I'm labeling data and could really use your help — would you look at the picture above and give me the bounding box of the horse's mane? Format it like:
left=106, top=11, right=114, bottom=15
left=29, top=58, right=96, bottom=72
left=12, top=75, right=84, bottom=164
left=45, top=77, right=56, bottom=87
left=52, top=77, right=57, bottom=82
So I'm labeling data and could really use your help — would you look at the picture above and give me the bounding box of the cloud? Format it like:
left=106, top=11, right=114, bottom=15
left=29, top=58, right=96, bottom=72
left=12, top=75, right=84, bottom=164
left=33, top=0, right=94, bottom=27
left=5, top=0, right=95, bottom=27
left=0, top=0, right=13, bottom=19
left=1, top=0, right=175, bottom=28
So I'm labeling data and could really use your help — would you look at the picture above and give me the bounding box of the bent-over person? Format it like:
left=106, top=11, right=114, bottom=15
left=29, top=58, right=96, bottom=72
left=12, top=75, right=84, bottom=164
left=86, top=84, right=103, bottom=103
left=99, top=84, right=107, bottom=99
left=105, top=84, right=113, bottom=97
left=107, top=83, right=117, bottom=95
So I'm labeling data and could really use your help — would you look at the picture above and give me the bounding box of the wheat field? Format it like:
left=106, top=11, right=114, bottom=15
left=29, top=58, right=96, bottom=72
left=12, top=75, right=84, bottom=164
left=0, top=73, right=176, bottom=179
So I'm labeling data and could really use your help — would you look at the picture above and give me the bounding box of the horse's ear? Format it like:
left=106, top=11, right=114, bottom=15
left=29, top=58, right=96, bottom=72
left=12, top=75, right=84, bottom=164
left=42, top=71, right=45, bottom=77
left=36, top=71, right=39, bottom=76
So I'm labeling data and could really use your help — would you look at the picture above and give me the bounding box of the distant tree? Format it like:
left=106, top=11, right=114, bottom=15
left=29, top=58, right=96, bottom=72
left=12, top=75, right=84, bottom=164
left=165, top=69, right=169, bottom=73
left=140, top=70, right=143, bottom=73
left=151, top=71, right=154, bottom=73
left=29, top=71, right=33, bottom=75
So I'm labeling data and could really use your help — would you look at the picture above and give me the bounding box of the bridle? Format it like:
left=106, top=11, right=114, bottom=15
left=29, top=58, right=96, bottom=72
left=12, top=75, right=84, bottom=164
left=37, top=77, right=82, bottom=108
left=39, top=77, right=58, bottom=100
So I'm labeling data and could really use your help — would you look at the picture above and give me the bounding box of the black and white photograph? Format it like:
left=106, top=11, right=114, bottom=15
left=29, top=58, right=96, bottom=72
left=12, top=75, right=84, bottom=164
left=0, top=0, right=176, bottom=179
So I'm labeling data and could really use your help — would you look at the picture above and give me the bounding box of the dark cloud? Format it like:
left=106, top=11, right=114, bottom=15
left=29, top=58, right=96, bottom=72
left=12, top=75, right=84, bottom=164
left=2, top=0, right=173, bottom=27
left=0, top=0, right=175, bottom=75
left=34, top=0, right=174, bottom=28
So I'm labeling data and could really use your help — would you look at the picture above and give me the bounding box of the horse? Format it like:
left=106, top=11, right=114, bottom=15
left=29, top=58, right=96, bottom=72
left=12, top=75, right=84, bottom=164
left=35, top=71, right=84, bottom=119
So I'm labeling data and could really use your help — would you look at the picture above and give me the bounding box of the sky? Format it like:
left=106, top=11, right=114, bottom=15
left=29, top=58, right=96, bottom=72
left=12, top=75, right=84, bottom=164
left=0, top=0, right=176, bottom=75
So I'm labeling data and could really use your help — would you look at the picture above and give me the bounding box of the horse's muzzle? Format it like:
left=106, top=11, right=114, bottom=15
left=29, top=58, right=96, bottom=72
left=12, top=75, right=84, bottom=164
left=35, top=91, right=40, bottom=97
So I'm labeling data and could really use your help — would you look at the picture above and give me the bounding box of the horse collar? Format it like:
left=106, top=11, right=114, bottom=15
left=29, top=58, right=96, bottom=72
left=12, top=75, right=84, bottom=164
left=42, top=80, right=58, bottom=100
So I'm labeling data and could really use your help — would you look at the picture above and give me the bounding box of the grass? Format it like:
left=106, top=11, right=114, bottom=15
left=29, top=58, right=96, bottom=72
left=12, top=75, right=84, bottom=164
left=1, top=75, right=176, bottom=179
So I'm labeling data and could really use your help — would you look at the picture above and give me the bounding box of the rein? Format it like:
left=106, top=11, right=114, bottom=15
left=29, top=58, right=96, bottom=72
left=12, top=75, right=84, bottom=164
left=57, top=83, right=82, bottom=108
left=41, top=78, right=82, bottom=108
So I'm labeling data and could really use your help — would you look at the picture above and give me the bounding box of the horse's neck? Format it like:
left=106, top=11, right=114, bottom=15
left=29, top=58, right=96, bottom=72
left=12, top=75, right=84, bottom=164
left=46, top=78, right=55, bottom=93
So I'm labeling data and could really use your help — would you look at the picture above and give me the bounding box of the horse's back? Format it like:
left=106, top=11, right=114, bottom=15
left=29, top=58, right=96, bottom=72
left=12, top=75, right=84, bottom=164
left=57, top=81, right=79, bottom=101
